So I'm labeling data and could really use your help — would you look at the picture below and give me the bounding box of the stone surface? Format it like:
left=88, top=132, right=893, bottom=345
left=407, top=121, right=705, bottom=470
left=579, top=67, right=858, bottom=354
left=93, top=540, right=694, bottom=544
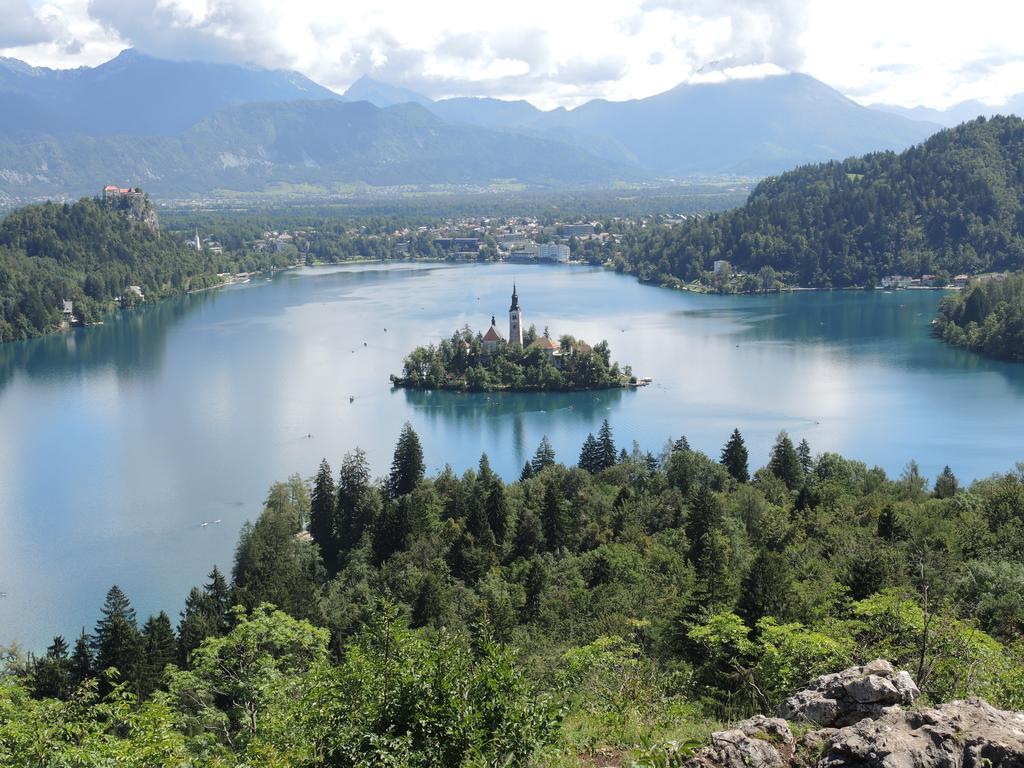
left=814, top=698, right=1024, bottom=768
left=688, top=663, right=1024, bottom=768
left=778, top=659, right=920, bottom=727
left=684, top=715, right=793, bottom=768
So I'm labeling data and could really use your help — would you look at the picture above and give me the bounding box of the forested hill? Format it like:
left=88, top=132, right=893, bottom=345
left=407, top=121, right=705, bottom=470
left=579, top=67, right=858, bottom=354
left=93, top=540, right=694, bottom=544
left=0, top=195, right=286, bottom=341
left=625, top=115, right=1024, bottom=287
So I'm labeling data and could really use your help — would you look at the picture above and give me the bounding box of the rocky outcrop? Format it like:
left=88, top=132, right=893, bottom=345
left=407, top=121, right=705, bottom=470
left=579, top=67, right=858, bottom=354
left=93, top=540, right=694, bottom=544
left=778, top=658, right=920, bottom=727
left=685, top=715, right=794, bottom=768
left=683, top=661, right=1024, bottom=768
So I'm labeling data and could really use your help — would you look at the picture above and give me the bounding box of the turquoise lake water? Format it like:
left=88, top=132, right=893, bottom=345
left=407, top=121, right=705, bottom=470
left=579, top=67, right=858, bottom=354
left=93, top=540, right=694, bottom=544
left=1, top=262, right=1022, bottom=649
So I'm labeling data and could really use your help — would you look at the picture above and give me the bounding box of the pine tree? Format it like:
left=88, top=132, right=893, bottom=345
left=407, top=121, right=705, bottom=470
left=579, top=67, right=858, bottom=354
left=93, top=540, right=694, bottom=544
left=139, top=612, right=177, bottom=697
left=530, top=436, right=556, bottom=474
left=70, top=630, right=93, bottom=687
left=686, top=484, right=724, bottom=564
left=177, top=586, right=214, bottom=665
left=483, top=475, right=509, bottom=547
left=672, top=436, right=691, bottom=453
left=337, top=448, right=372, bottom=555
left=797, top=439, right=813, bottom=475
left=541, top=481, right=571, bottom=551
left=934, top=465, right=959, bottom=499
left=768, top=431, right=803, bottom=490
left=523, top=558, right=546, bottom=621
left=388, top=422, right=425, bottom=498
left=520, top=461, right=534, bottom=481
left=738, top=548, right=793, bottom=623
left=596, top=419, right=617, bottom=470
left=578, top=433, right=599, bottom=473
left=205, top=566, right=231, bottom=632
left=720, top=428, right=750, bottom=482
left=32, top=635, right=72, bottom=699
left=91, top=585, right=140, bottom=691
left=309, top=458, right=337, bottom=568
left=511, top=509, right=544, bottom=559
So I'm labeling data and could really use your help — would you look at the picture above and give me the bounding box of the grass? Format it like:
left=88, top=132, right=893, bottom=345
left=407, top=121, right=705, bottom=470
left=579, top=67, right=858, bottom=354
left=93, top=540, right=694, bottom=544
left=532, top=698, right=722, bottom=768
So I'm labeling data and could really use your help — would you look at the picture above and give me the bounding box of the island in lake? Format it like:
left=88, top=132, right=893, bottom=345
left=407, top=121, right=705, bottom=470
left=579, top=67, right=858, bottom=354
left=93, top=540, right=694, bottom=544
left=390, top=285, right=635, bottom=392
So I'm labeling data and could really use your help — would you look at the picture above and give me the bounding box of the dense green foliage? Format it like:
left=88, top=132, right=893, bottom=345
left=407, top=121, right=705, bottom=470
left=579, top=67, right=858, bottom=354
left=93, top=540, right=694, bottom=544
left=5, top=423, right=1024, bottom=765
left=391, top=327, right=631, bottom=391
left=935, top=273, right=1024, bottom=360
left=623, top=116, right=1024, bottom=288
left=0, top=195, right=289, bottom=341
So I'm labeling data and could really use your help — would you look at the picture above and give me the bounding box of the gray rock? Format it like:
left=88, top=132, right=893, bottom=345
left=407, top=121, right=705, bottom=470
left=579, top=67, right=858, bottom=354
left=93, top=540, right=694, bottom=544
left=778, top=659, right=921, bottom=727
left=691, top=664, right=1024, bottom=768
left=685, top=715, right=793, bottom=768
left=813, top=698, right=1024, bottom=768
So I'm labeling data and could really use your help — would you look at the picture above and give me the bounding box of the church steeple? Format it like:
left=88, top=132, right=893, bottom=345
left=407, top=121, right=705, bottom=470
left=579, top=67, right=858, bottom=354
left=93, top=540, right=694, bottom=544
left=508, top=283, right=523, bottom=348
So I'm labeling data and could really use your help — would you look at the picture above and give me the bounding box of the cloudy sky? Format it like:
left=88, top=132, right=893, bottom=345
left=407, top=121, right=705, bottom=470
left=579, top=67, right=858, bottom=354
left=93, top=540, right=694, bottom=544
left=2, top=0, right=1022, bottom=110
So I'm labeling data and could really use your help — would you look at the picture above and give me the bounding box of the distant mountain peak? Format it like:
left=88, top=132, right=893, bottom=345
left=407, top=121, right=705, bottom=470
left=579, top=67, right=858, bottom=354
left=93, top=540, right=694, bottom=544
left=342, top=75, right=433, bottom=108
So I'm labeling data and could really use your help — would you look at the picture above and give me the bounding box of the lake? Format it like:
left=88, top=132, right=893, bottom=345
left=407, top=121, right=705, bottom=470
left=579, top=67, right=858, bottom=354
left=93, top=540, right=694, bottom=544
left=2, top=262, right=1022, bottom=650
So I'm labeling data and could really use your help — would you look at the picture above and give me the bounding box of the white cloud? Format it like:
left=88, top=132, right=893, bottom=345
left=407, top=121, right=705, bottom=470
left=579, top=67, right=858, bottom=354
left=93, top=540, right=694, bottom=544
left=0, top=0, right=1020, bottom=110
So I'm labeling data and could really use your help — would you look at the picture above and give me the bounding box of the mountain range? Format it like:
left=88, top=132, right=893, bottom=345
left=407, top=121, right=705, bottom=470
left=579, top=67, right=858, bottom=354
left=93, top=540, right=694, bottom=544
left=0, top=49, right=983, bottom=201
left=870, top=94, right=1024, bottom=128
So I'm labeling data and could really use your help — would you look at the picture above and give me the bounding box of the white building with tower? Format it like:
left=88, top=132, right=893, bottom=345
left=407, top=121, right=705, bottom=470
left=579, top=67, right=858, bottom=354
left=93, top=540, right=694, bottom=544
left=508, top=284, right=523, bottom=348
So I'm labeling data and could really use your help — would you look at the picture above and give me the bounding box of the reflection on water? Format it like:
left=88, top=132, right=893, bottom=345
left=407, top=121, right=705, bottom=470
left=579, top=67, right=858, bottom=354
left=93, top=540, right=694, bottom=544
left=401, top=387, right=628, bottom=463
left=0, top=291, right=218, bottom=394
left=1, top=262, right=1023, bottom=652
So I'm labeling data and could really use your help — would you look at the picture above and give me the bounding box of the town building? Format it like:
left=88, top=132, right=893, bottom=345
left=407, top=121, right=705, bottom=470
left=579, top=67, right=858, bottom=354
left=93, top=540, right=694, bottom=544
left=528, top=335, right=560, bottom=361
left=482, top=316, right=505, bottom=354
left=538, top=242, right=570, bottom=263
left=561, top=223, right=595, bottom=238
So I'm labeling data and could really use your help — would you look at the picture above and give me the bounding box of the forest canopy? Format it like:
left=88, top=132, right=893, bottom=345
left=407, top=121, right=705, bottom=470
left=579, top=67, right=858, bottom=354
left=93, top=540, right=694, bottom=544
left=935, top=273, right=1024, bottom=361
left=0, top=194, right=289, bottom=342
left=4, top=422, right=1024, bottom=766
left=621, top=116, right=1024, bottom=288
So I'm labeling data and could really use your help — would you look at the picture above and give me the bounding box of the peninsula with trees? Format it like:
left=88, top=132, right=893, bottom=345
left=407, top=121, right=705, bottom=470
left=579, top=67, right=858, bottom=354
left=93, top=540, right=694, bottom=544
left=934, top=272, right=1024, bottom=361
left=390, top=284, right=635, bottom=391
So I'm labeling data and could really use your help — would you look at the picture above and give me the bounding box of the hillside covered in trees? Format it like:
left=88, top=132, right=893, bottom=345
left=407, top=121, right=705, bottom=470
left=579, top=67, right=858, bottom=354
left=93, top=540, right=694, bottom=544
left=0, top=194, right=288, bottom=342
left=4, top=422, right=1023, bottom=766
left=623, top=116, right=1024, bottom=288
left=935, top=273, right=1024, bottom=360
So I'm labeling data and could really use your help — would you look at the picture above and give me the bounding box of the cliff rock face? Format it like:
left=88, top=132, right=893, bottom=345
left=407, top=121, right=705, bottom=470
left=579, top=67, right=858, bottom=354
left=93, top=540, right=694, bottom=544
left=102, top=187, right=160, bottom=232
left=684, top=661, right=1024, bottom=768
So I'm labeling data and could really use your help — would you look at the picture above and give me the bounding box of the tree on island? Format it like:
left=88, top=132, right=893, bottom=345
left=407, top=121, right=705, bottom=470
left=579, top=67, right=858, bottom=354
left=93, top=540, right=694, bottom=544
left=720, top=428, right=750, bottom=482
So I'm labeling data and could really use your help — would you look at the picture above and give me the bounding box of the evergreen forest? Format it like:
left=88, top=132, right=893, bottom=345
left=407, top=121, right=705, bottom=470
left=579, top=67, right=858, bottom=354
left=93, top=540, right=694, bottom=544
left=4, top=421, right=1024, bottom=766
left=619, top=116, right=1024, bottom=288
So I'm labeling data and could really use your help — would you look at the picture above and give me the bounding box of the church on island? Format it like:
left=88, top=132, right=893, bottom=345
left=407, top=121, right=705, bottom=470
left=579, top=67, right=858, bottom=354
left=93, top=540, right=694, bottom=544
left=481, top=285, right=576, bottom=364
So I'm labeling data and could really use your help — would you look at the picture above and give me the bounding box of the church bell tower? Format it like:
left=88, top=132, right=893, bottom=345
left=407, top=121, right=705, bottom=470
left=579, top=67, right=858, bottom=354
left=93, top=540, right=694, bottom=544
left=509, top=283, right=523, bottom=348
